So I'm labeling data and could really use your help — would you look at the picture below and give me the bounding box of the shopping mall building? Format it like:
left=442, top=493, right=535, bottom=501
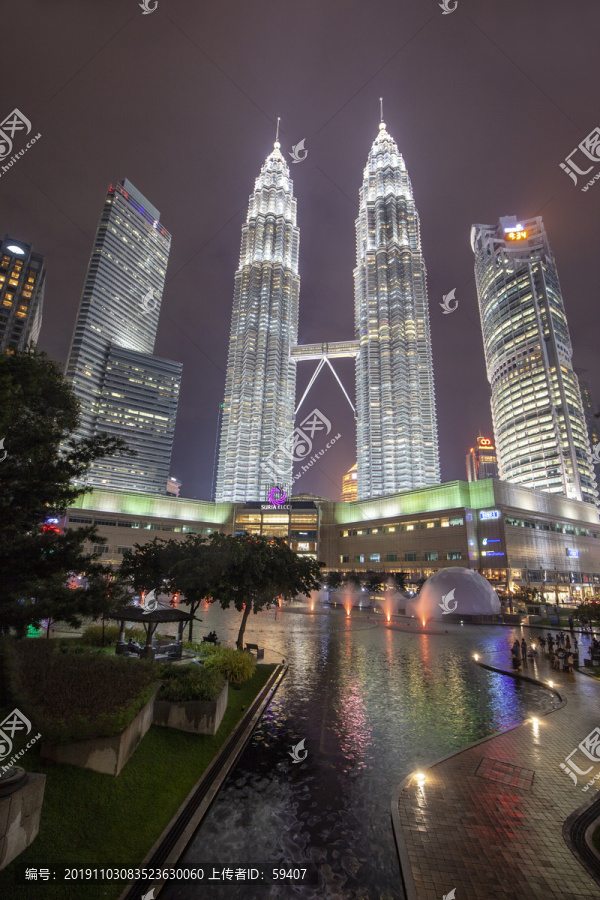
left=63, top=477, right=600, bottom=603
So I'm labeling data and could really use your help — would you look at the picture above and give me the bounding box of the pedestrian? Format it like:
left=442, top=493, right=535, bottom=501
left=565, top=635, right=571, bottom=651
left=521, top=638, right=528, bottom=662
left=568, top=615, right=574, bottom=633
left=565, top=652, right=574, bottom=674
left=574, top=637, right=578, bottom=652
left=511, top=640, right=522, bottom=671
left=539, top=636, right=546, bottom=653
left=547, top=634, right=554, bottom=652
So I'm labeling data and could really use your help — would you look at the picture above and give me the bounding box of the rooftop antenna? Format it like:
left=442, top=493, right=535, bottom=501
left=275, top=117, right=280, bottom=145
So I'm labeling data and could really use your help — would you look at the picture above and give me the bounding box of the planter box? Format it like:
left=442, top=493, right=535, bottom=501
left=153, top=682, right=228, bottom=736
left=0, top=768, right=46, bottom=871
left=40, top=687, right=159, bottom=776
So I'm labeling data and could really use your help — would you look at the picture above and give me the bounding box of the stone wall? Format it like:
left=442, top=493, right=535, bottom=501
left=153, top=682, right=228, bottom=736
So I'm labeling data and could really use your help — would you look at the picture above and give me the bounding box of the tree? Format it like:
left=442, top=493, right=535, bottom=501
left=0, top=348, right=132, bottom=634
left=120, top=537, right=183, bottom=598
left=366, top=571, right=384, bottom=594
left=200, top=533, right=323, bottom=649
left=325, top=571, right=343, bottom=591
left=169, top=535, right=213, bottom=641
left=345, top=571, right=362, bottom=588
left=391, top=571, right=409, bottom=592
left=576, top=601, right=600, bottom=625
left=85, top=567, right=132, bottom=646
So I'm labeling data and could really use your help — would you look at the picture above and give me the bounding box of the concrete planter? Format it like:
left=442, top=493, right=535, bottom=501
left=0, top=767, right=46, bottom=871
left=40, top=687, right=160, bottom=776
left=153, top=682, right=228, bottom=736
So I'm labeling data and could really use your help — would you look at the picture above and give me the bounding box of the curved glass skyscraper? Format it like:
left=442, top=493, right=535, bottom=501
left=215, top=138, right=299, bottom=502
left=354, top=121, right=440, bottom=500
left=471, top=215, right=597, bottom=506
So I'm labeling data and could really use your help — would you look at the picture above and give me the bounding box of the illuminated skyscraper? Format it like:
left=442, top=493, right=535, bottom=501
left=65, top=179, right=182, bottom=493
left=471, top=215, right=597, bottom=506
left=0, top=237, right=45, bottom=353
left=466, top=435, right=498, bottom=482
left=341, top=463, right=358, bottom=501
left=215, top=136, right=299, bottom=502
left=354, top=119, right=440, bottom=499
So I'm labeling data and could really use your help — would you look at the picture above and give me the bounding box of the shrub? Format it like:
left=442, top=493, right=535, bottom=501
left=201, top=646, right=256, bottom=684
left=157, top=665, right=225, bottom=703
left=1, top=638, right=160, bottom=743
left=81, top=624, right=121, bottom=646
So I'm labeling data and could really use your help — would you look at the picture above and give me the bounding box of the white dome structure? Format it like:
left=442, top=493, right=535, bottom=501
left=406, top=567, right=501, bottom=621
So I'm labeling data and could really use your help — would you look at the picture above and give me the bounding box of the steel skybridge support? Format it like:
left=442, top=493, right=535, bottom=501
left=291, top=340, right=359, bottom=416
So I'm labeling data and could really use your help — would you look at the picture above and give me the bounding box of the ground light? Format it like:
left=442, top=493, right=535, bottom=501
left=413, top=773, right=426, bottom=787
left=548, top=681, right=554, bottom=688
left=473, top=654, right=479, bottom=661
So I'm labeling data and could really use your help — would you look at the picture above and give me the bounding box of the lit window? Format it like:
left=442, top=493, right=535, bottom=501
left=2, top=299, right=12, bottom=307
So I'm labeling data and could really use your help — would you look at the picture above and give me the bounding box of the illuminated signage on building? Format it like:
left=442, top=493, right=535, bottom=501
left=477, top=437, right=493, bottom=447
left=505, top=228, right=528, bottom=241
left=566, top=548, right=580, bottom=558
left=479, top=510, right=500, bottom=520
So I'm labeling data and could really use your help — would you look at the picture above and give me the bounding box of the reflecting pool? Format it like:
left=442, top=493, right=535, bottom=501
left=162, top=605, right=559, bottom=899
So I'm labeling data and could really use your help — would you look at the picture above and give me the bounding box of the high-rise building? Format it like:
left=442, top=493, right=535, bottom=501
left=215, top=137, right=299, bottom=502
left=65, top=179, right=182, bottom=494
left=471, top=215, right=597, bottom=506
left=466, top=436, right=498, bottom=482
left=166, top=476, right=182, bottom=497
left=354, top=119, right=440, bottom=500
left=341, top=463, right=358, bottom=501
left=0, top=236, right=45, bottom=353
left=575, top=368, right=600, bottom=489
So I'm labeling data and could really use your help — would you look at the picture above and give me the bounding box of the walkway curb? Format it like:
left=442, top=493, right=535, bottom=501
left=118, top=664, right=287, bottom=900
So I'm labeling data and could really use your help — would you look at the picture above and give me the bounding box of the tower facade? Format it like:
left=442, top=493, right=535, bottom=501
left=65, top=179, right=182, bottom=493
left=466, top=435, right=498, bottom=482
left=215, top=139, right=299, bottom=502
left=471, top=215, right=597, bottom=506
left=0, top=237, right=45, bottom=353
left=354, top=121, right=440, bottom=500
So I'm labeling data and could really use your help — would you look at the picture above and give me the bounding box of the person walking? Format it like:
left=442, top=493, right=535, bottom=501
left=565, top=635, right=571, bottom=651
left=521, top=638, right=528, bottom=663
left=539, top=636, right=546, bottom=653
left=547, top=634, right=554, bottom=653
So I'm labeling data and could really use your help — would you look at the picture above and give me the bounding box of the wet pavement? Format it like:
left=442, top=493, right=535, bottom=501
left=160, top=605, right=562, bottom=899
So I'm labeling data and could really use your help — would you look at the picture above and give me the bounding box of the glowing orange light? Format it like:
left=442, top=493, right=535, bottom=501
left=507, top=230, right=527, bottom=241
left=387, top=614, right=391, bottom=622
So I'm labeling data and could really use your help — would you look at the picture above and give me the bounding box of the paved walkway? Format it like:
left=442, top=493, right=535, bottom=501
left=393, top=644, right=600, bottom=900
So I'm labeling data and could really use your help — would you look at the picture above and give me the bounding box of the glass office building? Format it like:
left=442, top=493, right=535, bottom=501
left=354, top=120, right=440, bottom=500
left=65, top=179, right=181, bottom=493
left=471, top=215, right=597, bottom=506
left=215, top=138, right=299, bottom=502
left=0, top=236, right=45, bottom=353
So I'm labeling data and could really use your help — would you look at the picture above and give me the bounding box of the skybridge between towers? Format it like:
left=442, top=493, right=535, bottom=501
left=291, top=340, right=359, bottom=416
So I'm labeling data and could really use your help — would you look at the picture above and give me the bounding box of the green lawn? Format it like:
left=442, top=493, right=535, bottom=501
left=0, top=665, right=275, bottom=900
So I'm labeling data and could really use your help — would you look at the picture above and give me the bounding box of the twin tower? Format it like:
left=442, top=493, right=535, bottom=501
left=215, top=119, right=440, bottom=503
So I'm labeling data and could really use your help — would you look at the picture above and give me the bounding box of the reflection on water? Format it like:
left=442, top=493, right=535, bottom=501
left=162, top=606, right=559, bottom=899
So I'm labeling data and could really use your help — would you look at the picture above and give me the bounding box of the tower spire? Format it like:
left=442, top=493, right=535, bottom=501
left=380, top=97, right=383, bottom=123
left=275, top=117, right=280, bottom=148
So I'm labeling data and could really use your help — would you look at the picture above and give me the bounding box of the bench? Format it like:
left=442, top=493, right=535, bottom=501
left=245, top=643, right=264, bottom=659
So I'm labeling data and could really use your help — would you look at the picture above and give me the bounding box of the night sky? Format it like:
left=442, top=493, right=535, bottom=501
left=3, top=0, right=599, bottom=501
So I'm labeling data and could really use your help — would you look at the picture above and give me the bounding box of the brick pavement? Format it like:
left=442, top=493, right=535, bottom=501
left=392, top=644, right=600, bottom=900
